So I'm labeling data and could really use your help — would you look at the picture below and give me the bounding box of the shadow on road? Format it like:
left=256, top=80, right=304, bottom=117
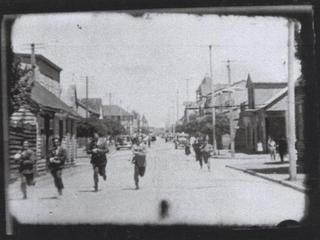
left=121, top=187, right=137, bottom=191
left=249, top=166, right=304, bottom=175
left=264, top=161, right=289, bottom=165
left=39, top=196, right=59, bottom=200
left=78, top=190, right=98, bottom=193
left=9, top=197, right=27, bottom=201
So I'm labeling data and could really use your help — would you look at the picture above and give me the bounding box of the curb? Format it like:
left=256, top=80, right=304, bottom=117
left=226, top=165, right=308, bottom=194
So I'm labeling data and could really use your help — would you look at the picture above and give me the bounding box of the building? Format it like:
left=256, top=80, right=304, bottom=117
left=183, top=101, right=199, bottom=123
left=80, top=98, right=103, bottom=119
left=195, top=76, right=228, bottom=117
left=16, top=53, right=62, bottom=97
left=102, top=105, right=133, bottom=134
left=235, top=75, right=288, bottom=153
left=63, top=84, right=100, bottom=119
left=9, top=53, right=81, bottom=180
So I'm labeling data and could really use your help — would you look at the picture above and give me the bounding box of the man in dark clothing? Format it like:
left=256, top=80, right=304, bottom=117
left=14, top=140, right=36, bottom=199
left=277, top=138, right=288, bottom=162
left=87, top=132, right=109, bottom=192
left=131, top=137, right=147, bottom=190
left=48, top=138, right=67, bottom=196
left=200, top=139, right=211, bottom=171
left=192, top=138, right=203, bottom=168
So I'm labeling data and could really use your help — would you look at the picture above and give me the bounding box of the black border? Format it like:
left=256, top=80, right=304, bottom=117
left=1, top=1, right=320, bottom=239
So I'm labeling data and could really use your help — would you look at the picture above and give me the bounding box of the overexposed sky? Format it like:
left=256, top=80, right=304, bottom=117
left=12, top=13, right=301, bottom=127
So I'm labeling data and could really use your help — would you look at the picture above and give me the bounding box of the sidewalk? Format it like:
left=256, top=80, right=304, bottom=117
left=222, top=153, right=308, bottom=193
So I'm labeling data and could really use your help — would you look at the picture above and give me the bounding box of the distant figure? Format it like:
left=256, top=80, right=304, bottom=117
left=268, top=137, right=277, bottom=161
left=131, top=137, right=147, bottom=190
left=147, top=135, right=151, bottom=148
left=14, top=140, right=36, bottom=199
left=185, top=138, right=191, bottom=159
left=200, top=138, right=212, bottom=171
left=87, top=132, right=109, bottom=192
left=277, top=138, right=288, bottom=162
left=48, top=138, right=67, bottom=196
left=257, top=141, right=263, bottom=154
left=192, top=138, right=203, bottom=168
left=189, top=135, right=196, bottom=155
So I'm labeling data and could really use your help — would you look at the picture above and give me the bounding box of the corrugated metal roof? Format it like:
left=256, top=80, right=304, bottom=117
left=31, top=81, right=80, bottom=118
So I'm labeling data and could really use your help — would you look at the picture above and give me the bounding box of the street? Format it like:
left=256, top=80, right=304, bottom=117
left=8, top=139, right=306, bottom=226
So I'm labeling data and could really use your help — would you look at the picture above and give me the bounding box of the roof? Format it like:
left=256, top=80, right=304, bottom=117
left=15, top=53, right=62, bottom=72
left=102, top=105, right=132, bottom=117
left=250, top=87, right=288, bottom=112
left=31, top=81, right=80, bottom=118
left=77, top=100, right=100, bottom=115
left=261, top=87, right=288, bottom=111
left=80, top=98, right=102, bottom=113
left=254, top=88, right=287, bottom=107
left=196, top=76, right=228, bottom=96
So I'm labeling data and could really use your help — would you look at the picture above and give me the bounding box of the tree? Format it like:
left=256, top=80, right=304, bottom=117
left=175, top=112, right=230, bottom=148
left=77, top=118, right=109, bottom=137
left=9, top=53, right=38, bottom=115
left=102, top=118, right=126, bottom=136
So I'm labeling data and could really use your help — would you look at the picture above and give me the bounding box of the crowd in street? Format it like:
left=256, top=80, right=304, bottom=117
left=172, top=134, right=214, bottom=171
left=13, top=132, right=151, bottom=199
left=13, top=131, right=288, bottom=200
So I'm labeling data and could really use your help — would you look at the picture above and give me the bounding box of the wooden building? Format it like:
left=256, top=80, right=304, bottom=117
left=9, top=53, right=81, bottom=181
left=235, top=76, right=288, bottom=153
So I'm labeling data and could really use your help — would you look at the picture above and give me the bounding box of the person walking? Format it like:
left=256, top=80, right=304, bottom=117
left=131, top=136, right=147, bottom=190
left=87, top=132, right=109, bottom=192
left=277, top=137, right=288, bottom=162
left=14, top=140, right=36, bottom=199
left=185, top=138, right=191, bottom=159
left=147, top=135, right=151, bottom=148
left=267, top=137, right=277, bottom=161
left=200, top=138, right=212, bottom=171
left=192, top=137, right=203, bottom=169
left=48, top=137, right=67, bottom=196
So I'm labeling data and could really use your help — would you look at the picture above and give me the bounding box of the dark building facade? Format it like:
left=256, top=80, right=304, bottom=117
left=235, top=75, right=288, bottom=153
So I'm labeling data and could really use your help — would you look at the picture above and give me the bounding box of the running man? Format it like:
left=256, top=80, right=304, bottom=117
left=87, top=132, right=109, bottom=192
left=131, top=136, right=147, bottom=190
left=48, top=137, right=67, bottom=196
left=14, top=140, right=36, bottom=199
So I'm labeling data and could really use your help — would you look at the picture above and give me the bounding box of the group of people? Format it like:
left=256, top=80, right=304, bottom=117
left=183, top=135, right=213, bottom=171
left=14, top=137, right=66, bottom=199
left=267, top=137, right=288, bottom=162
left=14, top=132, right=147, bottom=199
left=87, top=132, right=147, bottom=191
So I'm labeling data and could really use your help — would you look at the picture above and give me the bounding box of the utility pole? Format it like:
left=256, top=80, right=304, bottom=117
left=209, top=45, right=217, bottom=154
left=186, top=78, right=190, bottom=102
left=225, top=60, right=235, bottom=157
left=30, top=43, right=37, bottom=82
left=226, top=60, right=232, bottom=85
left=85, top=76, right=89, bottom=119
left=176, top=90, right=179, bottom=122
left=287, top=20, right=297, bottom=181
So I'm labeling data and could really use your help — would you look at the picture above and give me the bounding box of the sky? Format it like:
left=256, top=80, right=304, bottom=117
left=12, top=12, right=301, bottom=127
